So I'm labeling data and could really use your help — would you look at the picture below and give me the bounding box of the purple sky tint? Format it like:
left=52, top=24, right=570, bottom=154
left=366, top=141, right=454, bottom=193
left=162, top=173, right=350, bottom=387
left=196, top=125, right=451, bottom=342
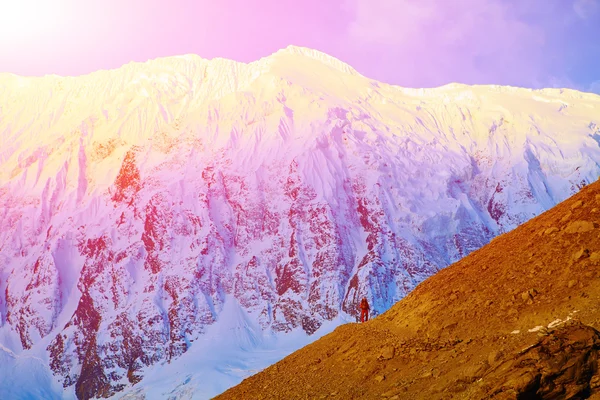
left=0, top=0, right=599, bottom=92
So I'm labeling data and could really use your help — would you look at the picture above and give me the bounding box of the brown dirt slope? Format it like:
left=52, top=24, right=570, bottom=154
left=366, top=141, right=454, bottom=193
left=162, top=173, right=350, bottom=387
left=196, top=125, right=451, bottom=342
left=216, top=180, right=600, bottom=400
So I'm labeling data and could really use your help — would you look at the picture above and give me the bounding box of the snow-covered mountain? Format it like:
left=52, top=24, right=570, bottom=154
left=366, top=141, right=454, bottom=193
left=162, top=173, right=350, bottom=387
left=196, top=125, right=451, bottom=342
left=1, top=45, right=599, bottom=399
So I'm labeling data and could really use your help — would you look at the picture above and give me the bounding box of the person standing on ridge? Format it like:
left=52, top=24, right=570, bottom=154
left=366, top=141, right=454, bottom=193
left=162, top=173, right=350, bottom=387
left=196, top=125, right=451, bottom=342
left=360, top=297, right=370, bottom=322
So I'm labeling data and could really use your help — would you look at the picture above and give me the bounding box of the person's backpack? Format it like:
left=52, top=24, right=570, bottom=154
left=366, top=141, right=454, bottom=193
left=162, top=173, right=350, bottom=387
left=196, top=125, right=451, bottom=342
left=360, top=298, right=368, bottom=309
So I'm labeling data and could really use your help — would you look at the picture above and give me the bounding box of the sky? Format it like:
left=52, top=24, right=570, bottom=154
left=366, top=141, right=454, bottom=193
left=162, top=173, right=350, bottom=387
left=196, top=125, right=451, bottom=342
left=0, top=0, right=599, bottom=93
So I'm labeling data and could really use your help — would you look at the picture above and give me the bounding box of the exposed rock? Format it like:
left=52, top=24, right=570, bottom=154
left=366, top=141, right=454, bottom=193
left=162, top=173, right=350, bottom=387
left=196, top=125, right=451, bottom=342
left=564, top=220, right=596, bottom=234
left=573, top=248, right=591, bottom=261
left=571, top=200, right=583, bottom=210
left=544, top=227, right=559, bottom=235
left=484, top=322, right=600, bottom=399
left=488, top=350, right=503, bottom=366
left=560, top=211, right=573, bottom=223
left=381, top=388, right=400, bottom=398
left=521, top=288, right=538, bottom=302
left=378, top=346, right=395, bottom=361
left=568, top=280, right=578, bottom=288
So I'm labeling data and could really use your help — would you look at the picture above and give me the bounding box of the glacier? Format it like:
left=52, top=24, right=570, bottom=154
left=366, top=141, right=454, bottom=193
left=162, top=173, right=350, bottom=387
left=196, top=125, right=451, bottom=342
left=1, top=45, right=600, bottom=399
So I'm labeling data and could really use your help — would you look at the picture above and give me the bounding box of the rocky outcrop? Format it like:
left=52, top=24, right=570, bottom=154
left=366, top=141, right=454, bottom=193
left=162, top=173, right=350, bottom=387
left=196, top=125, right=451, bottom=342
left=483, top=322, right=600, bottom=399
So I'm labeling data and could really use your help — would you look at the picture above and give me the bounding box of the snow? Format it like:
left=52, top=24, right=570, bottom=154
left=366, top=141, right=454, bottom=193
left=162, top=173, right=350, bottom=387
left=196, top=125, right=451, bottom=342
left=528, top=325, right=545, bottom=333
left=0, top=344, right=64, bottom=400
left=526, top=310, right=580, bottom=334
left=115, top=299, right=351, bottom=400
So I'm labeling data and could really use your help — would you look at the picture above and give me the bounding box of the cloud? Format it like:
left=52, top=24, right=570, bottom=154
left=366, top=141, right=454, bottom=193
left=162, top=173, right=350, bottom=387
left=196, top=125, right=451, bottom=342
left=344, top=0, right=554, bottom=87
left=573, top=0, right=599, bottom=19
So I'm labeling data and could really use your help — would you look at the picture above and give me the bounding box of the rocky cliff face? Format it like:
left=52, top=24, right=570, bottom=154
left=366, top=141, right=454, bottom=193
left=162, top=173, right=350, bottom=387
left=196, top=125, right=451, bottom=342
left=1, top=46, right=600, bottom=398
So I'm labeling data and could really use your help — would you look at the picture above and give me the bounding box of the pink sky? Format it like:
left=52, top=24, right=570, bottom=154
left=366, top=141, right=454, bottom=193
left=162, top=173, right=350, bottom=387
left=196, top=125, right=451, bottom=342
left=1, top=0, right=599, bottom=91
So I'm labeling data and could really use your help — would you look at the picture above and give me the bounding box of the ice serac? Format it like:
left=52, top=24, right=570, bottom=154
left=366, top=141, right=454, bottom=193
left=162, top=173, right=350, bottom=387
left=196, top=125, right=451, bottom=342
left=1, top=45, right=600, bottom=398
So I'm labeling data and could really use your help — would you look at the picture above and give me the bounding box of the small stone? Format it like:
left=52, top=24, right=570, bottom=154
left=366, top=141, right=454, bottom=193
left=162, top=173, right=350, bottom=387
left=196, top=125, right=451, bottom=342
left=488, top=350, right=502, bottom=365
left=560, top=211, right=573, bottom=223
left=449, top=293, right=458, bottom=301
left=591, top=374, right=600, bottom=389
left=544, top=227, right=559, bottom=235
left=573, top=248, right=591, bottom=260
left=571, top=200, right=583, bottom=210
left=379, top=346, right=395, bottom=360
left=375, top=375, right=386, bottom=383
left=420, top=370, right=432, bottom=378
left=485, top=300, right=494, bottom=307
left=568, top=280, right=578, bottom=289
left=521, top=289, right=537, bottom=301
left=381, top=389, right=398, bottom=398
left=564, top=220, right=596, bottom=234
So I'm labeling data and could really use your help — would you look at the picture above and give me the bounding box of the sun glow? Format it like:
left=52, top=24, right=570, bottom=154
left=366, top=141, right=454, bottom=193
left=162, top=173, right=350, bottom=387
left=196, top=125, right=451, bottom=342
left=0, top=0, right=68, bottom=44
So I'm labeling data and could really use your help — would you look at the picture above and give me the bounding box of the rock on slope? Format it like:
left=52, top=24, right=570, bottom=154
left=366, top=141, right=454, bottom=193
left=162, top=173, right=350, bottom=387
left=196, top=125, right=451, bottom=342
left=217, top=178, right=600, bottom=400
left=1, top=46, right=600, bottom=398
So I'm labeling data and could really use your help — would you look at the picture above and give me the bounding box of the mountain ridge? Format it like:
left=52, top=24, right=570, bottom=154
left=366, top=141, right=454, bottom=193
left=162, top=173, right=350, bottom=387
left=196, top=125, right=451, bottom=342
left=3, top=45, right=600, bottom=101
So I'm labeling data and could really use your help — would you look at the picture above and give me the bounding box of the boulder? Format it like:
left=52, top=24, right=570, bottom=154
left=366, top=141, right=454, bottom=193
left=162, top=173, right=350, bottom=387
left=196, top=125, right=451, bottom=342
left=570, top=200, right=583, bottom=210
left=484, top=322, right=600, bottom=399
left=378, top=346, right=395, bottom=361
left=564, top=220, right=596, bottom=234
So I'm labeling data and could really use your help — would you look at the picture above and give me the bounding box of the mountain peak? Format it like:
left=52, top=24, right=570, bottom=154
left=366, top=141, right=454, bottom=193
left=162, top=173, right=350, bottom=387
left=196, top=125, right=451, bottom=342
left=1, top=38, right=600, bottom=399
left=265, top=45, right=359, bottom=76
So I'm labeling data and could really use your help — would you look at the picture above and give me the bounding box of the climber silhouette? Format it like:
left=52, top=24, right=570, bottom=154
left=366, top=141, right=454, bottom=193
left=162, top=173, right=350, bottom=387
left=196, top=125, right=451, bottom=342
left=359, top=297, right=370, bottom=322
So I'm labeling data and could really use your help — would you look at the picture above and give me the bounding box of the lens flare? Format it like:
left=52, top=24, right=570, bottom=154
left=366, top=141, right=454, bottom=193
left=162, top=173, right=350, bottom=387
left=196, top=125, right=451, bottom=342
left=0, top=0, right=67, bottom=44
